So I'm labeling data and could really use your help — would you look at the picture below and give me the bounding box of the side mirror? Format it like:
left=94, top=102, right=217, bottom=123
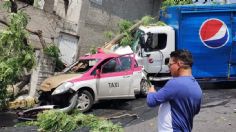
left=165, top=58, right=169, bottom=65
left=96, top=69, right=101, bottom=77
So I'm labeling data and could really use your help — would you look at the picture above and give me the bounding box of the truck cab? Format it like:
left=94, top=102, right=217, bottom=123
left=134, top=25, right=175, bottom=80
left=134, top=4, right=236, bottom=81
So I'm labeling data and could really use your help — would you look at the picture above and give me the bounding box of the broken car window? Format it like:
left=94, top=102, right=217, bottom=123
left=71, top=59, right=98, bottom=73
left=119, top=56, right=131, bottom=71
left=102, top=59, right=118, bottom=73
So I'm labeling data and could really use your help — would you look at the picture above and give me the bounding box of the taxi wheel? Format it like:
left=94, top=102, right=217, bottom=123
left=140, top=79, right=149, bottom=96
left=76, top=90, right=94, bottom=112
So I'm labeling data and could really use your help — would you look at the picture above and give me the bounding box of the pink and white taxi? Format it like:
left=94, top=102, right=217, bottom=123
left=39, top=52, right=149, bottom=112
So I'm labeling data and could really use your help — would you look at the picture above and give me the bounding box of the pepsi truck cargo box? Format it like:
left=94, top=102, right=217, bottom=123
left=162, top=4, right=236, bottom=79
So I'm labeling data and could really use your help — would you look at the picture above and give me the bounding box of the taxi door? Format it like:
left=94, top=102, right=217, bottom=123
left=97, top=55, right=133, bottom=98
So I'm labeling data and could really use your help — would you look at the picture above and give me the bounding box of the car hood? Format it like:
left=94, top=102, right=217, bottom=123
left=40, top=74, right=82, bottom=92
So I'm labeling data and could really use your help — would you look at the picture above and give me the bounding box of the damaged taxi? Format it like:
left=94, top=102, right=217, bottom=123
left=38, top=52, right=149, bottom=112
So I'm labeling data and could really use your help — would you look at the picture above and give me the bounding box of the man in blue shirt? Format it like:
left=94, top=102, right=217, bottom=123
left=147, top=50, right=202, bottom=132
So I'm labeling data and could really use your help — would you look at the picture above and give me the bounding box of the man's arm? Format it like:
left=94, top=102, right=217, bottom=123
left=146, top=85, right=160, bottom=107
left=146, top=80, right=177, bottom=107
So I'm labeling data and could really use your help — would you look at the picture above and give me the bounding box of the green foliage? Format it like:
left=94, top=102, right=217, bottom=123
left=161, top=0, right=193, bottom=10
left=103, top=16, right=163, bottom=47
left=104, top=31, right=114, bottom=40
left=155, top=21, right=167, bottom=26
left=70, top=111, right=124, bottom=132
left=118, top=20, right=133, bottom=33
left=37, top=110, right=77, bottom=132
left=0, top=11, right=35, bottom=110
left=141, top=16, right=155, bottom=26
left=43, top=44, right=65, bottom=72
left=119, top=16, right=162, bottom=47
left=2, top=1, right=11, bottom=11
left=120, top=33, right=133, bottom=47
left=17, top=110, right=124, bottom=132
left=91, top=120, right=123, bottom=132
left=43, top=44, right=60, bottom=58
left=0, top=83, right=8, bottom=108
left=90, top=45, right=97, bottom=54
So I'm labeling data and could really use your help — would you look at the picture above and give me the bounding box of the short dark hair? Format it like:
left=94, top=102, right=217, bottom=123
left=170, top=49, right=193, bottom=67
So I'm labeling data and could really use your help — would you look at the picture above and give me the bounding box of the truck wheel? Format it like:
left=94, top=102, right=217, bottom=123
left=140, top=79, right=150, bottom=96
left=76, top=90, right=94, bottom=112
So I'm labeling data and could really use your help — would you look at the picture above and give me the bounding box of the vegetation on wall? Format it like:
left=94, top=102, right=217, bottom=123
left=0, top=11, right=35, bottom=110
left=43, top=45, right=60, bottom=59
left=43, top=44, right=65, bottom=71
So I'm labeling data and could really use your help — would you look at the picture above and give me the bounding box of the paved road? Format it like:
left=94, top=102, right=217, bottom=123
left=1, top=82, right=236, bottom=132
left=124, top=82, right=236, bottom=132
left=89, top=81, right=236, bottom=132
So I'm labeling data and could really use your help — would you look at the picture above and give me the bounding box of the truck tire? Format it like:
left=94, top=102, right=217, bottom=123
left=140, top=79, right=150, bottom=96
left=76, top=90, right=94, bottom=112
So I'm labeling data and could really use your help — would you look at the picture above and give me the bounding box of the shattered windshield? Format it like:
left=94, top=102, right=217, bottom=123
left=70, top=59, right=99, bottom=73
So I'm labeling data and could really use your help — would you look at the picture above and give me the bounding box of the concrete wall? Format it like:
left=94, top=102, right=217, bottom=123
left=54, top=0, right=82, bottom=25
left=77, top=0, right=161, bottom=56
left=43, top=0, right=55, bottom=13
left=0, top=0, right=161, bottom=59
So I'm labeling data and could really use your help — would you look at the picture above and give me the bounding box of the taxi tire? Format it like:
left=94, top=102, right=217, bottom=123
left=140, top=79, right=149, bottom=96
left=77, top=90, right=94, bottom=112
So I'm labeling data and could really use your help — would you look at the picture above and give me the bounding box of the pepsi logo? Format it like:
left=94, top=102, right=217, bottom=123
left=199, top=18, right=229, bottom=49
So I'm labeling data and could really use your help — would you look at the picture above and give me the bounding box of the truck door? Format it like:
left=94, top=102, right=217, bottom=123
left=97, top=56, right=132, bottom=98
left=140, top=33, right=167, bottom=74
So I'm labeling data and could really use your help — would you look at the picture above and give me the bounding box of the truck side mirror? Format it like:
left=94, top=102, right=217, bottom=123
left=165, top=58, right=169, bottom=65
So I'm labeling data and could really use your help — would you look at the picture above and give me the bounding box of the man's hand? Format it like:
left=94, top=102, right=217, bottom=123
left=148, top=85, right=156, bottom=93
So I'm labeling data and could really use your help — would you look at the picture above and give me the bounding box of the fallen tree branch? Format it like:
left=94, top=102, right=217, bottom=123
left=103, top=20, right=144, bottom=50
left=0, top=19, right=46, bottom=49
left=0, top=19, right=10, bottom=27
left=18, top=4, right=30, bottom=11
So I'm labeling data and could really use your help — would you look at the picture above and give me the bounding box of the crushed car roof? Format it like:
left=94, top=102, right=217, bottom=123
left=79, top=52, right=119, bottom=60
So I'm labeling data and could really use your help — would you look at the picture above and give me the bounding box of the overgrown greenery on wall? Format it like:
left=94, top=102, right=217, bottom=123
left=43, top=45, right=65, bottom=71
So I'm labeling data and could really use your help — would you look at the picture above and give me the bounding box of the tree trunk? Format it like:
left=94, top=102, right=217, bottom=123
left=103, top=20, right=144, bottom=50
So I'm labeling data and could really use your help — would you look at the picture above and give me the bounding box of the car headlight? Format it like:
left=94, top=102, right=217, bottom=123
left=52, top=82, right=74, bottom=95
